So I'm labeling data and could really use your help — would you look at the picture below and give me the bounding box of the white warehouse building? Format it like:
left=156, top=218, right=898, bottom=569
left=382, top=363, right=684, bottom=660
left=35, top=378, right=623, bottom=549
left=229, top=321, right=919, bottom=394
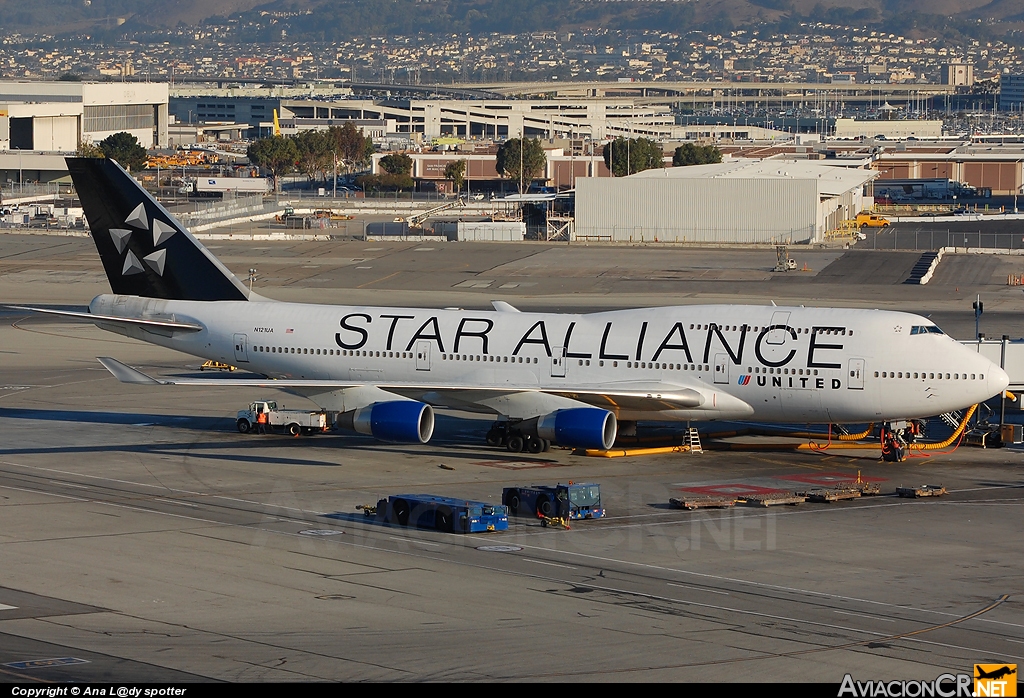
left=574, top=160, right=877, bottom=244
left=0, top=81, right=168, bottom=152
left=0, top=81, right=168, bottom=183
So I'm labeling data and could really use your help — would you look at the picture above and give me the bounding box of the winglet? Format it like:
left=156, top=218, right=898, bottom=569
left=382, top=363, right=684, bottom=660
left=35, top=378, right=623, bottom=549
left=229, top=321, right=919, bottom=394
left=491, top=300, right=521, bottom=313
left=97, top=357, right=164, bottom=385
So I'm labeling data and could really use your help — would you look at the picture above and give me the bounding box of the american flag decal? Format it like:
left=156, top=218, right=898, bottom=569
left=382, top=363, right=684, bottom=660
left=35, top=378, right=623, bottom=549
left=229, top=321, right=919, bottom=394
left=285, top=328, right=294, bottom=334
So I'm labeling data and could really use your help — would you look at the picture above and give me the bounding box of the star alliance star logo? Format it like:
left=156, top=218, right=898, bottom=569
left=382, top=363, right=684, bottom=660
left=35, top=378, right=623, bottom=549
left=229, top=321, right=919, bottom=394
left=109, top=203, right=176, bottom=277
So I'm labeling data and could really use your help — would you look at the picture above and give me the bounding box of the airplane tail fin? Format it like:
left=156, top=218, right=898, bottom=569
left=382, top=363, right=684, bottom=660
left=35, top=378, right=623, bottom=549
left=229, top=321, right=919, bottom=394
left=66, top=157, right=250, bottom=301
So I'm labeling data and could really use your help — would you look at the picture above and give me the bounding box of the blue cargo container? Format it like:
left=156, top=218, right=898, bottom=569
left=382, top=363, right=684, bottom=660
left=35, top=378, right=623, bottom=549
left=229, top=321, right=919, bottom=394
left=376, top=494, right=508, bottom=533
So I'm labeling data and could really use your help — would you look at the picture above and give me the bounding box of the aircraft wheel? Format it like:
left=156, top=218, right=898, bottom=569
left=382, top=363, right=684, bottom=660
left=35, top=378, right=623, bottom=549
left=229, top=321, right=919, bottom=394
left=435, top=507, right=454, bottom=533
left=506, top=490, right=520, bottom=515
left=485, top=428, right=503, bottom=447
left=540, top=438, right=551, bottom=452
left=393, top=499, right=410, bottom=526
left=526, top=436, right=544, bottom=454
left=507, top=434, right=525, bottom=453
left=236, top=419, right=251, bottom=434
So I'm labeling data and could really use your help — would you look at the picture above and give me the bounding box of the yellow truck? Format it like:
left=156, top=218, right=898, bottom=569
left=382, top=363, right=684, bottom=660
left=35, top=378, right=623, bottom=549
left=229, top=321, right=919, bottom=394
left=854, top=212, right=891, bottom=228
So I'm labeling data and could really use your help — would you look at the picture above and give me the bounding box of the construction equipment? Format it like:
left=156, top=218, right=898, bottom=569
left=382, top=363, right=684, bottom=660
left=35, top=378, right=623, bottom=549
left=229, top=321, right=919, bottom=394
left=774, top=246, right=797, bottom=272
left=406, top=196, right=467, bottom=228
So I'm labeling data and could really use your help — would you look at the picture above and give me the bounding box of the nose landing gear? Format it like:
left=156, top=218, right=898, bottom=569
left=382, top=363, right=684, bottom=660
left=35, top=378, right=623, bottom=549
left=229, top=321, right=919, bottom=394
left=880, top=420, right=924, bottom=462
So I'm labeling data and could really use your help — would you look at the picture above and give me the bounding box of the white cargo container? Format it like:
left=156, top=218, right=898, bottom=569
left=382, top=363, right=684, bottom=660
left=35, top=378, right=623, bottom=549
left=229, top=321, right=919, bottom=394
left=456, top=221, right=525, bottom=241
left=195, top=177, right=270, bottom=194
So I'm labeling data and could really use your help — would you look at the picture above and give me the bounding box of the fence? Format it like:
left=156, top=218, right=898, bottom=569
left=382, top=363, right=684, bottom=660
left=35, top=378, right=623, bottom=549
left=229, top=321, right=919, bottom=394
left=864, top=228, right=1024, bottom=251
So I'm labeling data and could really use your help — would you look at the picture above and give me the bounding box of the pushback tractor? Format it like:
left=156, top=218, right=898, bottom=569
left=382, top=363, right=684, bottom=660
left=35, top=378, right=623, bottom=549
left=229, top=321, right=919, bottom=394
left=502, top=482, right=605, bottom=520
left=374, top=494, right=509, bottom=533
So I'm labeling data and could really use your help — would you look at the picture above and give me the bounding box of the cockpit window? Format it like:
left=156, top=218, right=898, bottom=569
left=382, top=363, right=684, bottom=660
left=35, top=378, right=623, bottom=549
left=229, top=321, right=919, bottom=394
left=910, top=326, right=944, bottom=335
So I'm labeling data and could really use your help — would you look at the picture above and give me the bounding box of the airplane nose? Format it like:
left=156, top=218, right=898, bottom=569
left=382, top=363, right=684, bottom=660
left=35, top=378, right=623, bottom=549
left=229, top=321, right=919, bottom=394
left=989, top=365, right=1010, bottom=398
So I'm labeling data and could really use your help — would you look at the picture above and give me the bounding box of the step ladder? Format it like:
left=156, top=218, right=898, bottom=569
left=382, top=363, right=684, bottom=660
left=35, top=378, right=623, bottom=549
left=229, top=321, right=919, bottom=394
left=685, top=427, right=703, bottom=454
left=939, top=411, right=963, bottom=429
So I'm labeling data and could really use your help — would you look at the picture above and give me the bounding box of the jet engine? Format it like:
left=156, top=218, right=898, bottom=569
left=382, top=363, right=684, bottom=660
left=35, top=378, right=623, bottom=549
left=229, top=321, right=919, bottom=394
left=337, top=401, right=435, bottom=444
left=537, top=407, right=617, bottom=451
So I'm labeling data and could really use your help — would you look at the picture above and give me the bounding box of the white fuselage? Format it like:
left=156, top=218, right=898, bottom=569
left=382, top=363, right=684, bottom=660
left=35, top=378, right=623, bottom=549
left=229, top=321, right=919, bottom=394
left=90, top=294, right=1008, bottom=423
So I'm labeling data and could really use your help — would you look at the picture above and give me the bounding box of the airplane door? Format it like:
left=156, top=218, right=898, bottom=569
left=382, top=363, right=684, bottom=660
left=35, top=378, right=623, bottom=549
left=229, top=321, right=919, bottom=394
left=848, top=358, right=865, bottom=390
left=766, top=311, right=791, bottom=345
left=551, top=346, right=566, bottom=378
left=415, top=341, right=431, bottom=371
left=714, top=353, right=729, bottom=384
left=233, top=333, right=249, bottom=363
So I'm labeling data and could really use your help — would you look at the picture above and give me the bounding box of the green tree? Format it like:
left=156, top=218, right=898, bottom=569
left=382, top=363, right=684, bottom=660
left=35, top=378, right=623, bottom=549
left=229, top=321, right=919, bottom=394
left=99, top=132, right=147, bottom=171
left=247, top=136, right=299, bottom=191
left=443, top=159, right=467, bottom=195
left=673, top=143, right=723, bottom=167
left=495, top=137, right=546, bottom=193
left=355, top=173, right=415, bottom=192
left=76, top=141, right=104, bottom=158
left=328, top=123, right=375, bottom=173
left=292, top=130, right=332, bottom=183
left=602, top=137, right=663, bottom=177
left=379, top=153, right=413, bottom=175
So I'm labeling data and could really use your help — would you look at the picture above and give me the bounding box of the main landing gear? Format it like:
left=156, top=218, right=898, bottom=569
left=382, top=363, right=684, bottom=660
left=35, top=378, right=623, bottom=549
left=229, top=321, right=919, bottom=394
left=880, top=420, right=925, bottom=462
left=485, top=420, right=551, bottom=454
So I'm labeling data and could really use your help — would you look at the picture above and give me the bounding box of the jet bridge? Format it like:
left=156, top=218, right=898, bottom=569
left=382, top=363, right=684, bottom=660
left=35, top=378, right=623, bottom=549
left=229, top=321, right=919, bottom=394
left=962, top=338, right=1024, bottom=391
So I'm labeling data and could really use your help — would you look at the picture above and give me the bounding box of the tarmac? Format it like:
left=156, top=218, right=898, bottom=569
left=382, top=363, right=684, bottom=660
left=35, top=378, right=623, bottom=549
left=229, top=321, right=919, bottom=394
left=0, top=233, right=1023, bottom=682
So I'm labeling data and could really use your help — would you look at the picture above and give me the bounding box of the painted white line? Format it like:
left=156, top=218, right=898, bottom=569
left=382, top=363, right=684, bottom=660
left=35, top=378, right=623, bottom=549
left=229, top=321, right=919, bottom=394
left=523, top=559, right=577, bottom=570
left=388, top=536, right=440, bottom=547
left=211, top=495, right=321, bottom=515
left=0, top=604, right=18, bottom=611
left=834, top=610, right=896, bottom=622
left=50, top=481, right=88, bottom=489
left=0, top=485, right=87, bottom=502
left=667, top=583, right=729, bottom=595
left=1004, top=638, right=1024, bottom=644
left=155, top=498, right=197, bottom=508
left=506, top=539, right=1024, bottom=630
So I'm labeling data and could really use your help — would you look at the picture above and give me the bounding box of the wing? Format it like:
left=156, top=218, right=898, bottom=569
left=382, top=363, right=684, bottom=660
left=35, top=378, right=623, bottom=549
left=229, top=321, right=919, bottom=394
left=96, top=358, right=752, bottom=418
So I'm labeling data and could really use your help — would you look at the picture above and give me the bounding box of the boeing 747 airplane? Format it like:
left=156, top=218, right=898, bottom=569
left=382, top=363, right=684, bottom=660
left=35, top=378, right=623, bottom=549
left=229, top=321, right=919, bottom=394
left=13, top=158, right=1009, bottom=454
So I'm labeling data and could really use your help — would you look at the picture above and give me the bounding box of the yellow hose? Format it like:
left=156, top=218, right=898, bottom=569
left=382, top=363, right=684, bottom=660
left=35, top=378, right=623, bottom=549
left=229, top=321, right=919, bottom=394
left=585, top=409, right=974, bottom=457
left=911, top=404, right=976, bottom=451
left=839, top=423, right=874, bottom=441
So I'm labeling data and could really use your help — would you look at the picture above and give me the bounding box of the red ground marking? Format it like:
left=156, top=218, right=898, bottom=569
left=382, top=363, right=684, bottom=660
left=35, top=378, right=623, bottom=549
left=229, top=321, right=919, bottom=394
left=678, top=483, right=790, bottom=496
left=777, top=472, right=887, bottom=485
left=472, top=460, right=562, bottom=470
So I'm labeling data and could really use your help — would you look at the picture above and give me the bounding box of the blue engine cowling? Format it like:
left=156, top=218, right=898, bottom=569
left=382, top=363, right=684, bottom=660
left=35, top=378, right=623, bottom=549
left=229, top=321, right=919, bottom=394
left=537, top=408, right=617, bottom=450
left=343, top=401, right=435, bottom=443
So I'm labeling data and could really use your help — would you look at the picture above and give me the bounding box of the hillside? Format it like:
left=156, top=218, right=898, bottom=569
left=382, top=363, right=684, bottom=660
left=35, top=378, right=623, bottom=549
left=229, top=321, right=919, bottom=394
left=0, top=0, right=1019, bottom=38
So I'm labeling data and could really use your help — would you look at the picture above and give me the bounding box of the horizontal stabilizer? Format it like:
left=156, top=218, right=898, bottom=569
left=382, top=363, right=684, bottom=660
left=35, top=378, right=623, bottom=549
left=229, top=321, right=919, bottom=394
left=8, top=305, right=203, bottom=332
left=97, top=357, right=164, bottom=385
left=491, top=300, right=521, bottom=313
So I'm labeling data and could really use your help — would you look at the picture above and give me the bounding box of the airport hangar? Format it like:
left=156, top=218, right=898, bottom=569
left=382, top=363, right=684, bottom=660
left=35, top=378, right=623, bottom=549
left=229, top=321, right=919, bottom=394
left=573, top=159, right=877, bottom=244
left=0, top=81, right=168, bottom=183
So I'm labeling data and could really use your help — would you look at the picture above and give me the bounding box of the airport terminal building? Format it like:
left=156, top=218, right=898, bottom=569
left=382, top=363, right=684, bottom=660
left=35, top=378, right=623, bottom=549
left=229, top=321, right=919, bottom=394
left=574, top=160, right=876, bottom=244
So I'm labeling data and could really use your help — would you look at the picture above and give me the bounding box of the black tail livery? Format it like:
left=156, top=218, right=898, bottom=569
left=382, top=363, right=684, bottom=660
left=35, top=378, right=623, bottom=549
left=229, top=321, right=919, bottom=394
left=67, top=157, right=249, bottom=301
